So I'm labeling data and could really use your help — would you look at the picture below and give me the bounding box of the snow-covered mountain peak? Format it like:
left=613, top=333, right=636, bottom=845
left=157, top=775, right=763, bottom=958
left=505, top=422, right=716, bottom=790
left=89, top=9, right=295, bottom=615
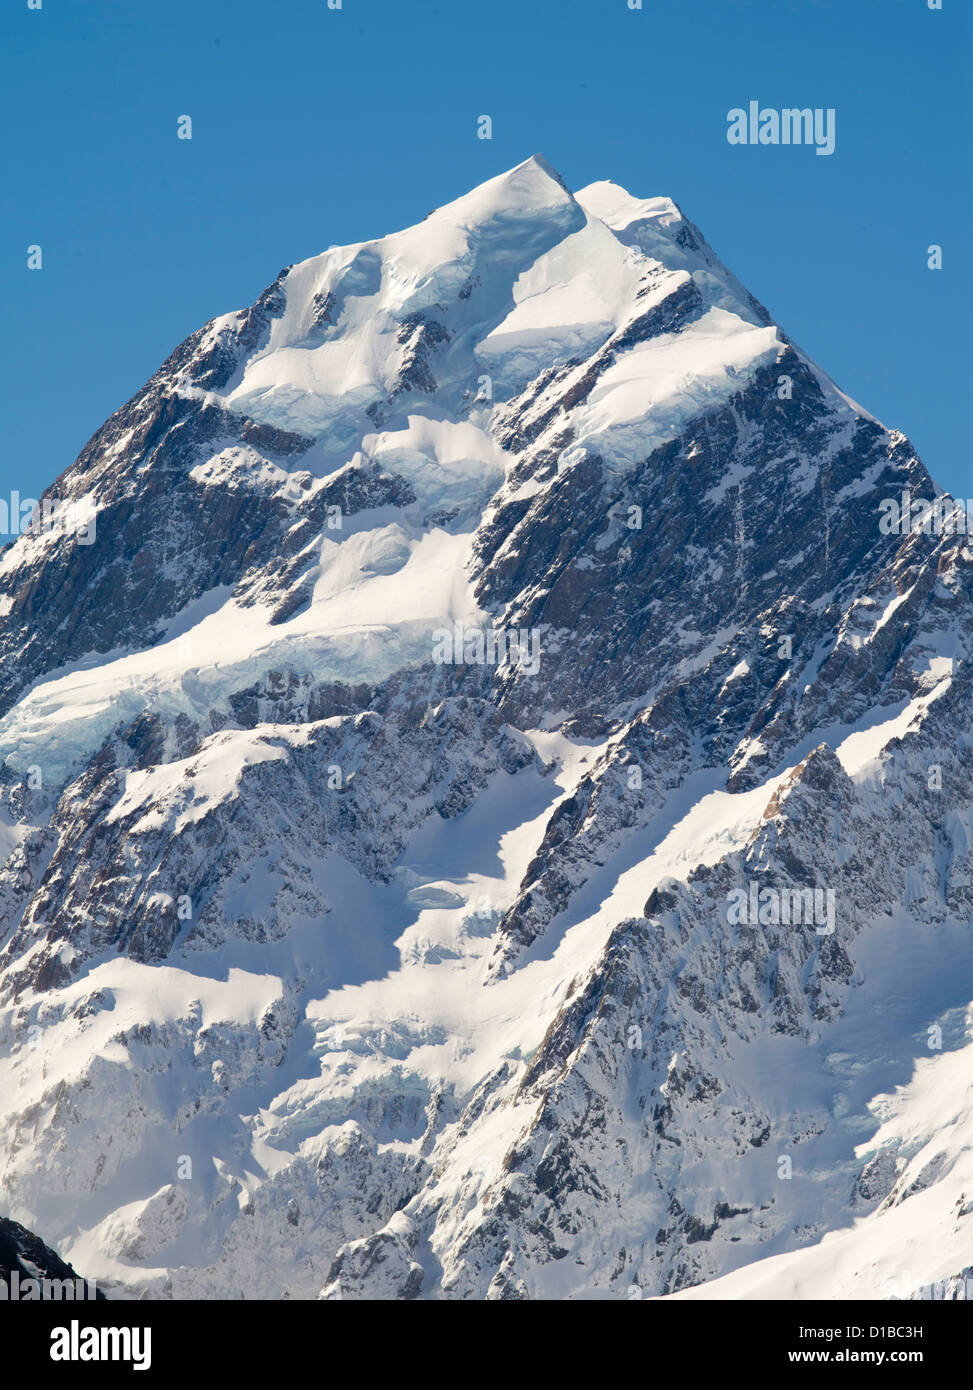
left=424, top=150, right=578, bottom=228
left=0, top=155, right=963, bottom=1306
left=183, top=158, right=786, bottom=495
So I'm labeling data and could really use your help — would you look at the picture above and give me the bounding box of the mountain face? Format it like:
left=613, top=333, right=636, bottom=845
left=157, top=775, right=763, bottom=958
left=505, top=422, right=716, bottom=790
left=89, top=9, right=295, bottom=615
left=0, top=154, right=970, bottom=1301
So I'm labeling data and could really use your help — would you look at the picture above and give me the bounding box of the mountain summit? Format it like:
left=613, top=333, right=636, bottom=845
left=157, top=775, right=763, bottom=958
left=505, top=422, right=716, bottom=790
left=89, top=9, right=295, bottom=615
left=0, top=158, right=969, bottom=1302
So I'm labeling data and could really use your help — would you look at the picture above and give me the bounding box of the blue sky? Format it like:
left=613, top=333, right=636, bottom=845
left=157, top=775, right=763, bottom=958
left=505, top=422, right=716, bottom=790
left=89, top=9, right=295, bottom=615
left=2, top=0, right=968, bottom=532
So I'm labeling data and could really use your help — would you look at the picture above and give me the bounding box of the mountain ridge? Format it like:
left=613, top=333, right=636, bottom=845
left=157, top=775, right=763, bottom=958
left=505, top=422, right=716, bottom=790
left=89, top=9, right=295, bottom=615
left=0, top=156, right=968, bottom=1302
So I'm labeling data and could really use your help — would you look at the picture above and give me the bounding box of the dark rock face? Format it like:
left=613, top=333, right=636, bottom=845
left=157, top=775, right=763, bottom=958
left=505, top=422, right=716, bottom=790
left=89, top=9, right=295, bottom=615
left=0, top=1215, right=103, bottom=1297
left=0, top=314, right=310, bottom=720
left=479, top=358, right=926, bottom=732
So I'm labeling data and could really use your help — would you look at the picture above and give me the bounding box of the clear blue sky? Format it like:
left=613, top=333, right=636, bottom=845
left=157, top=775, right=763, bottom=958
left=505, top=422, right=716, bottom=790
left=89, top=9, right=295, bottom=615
left=2, top=0, right=969, bottom=534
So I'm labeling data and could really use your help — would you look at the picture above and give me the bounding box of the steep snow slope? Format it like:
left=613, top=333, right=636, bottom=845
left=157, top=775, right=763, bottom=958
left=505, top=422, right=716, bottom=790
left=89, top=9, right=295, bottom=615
left=0, top=156, right=970, bottom=1301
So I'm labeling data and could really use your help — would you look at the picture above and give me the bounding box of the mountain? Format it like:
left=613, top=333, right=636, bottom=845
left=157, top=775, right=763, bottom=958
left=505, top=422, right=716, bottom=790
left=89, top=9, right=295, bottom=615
left=0, top=154, right=970, bottom=1301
